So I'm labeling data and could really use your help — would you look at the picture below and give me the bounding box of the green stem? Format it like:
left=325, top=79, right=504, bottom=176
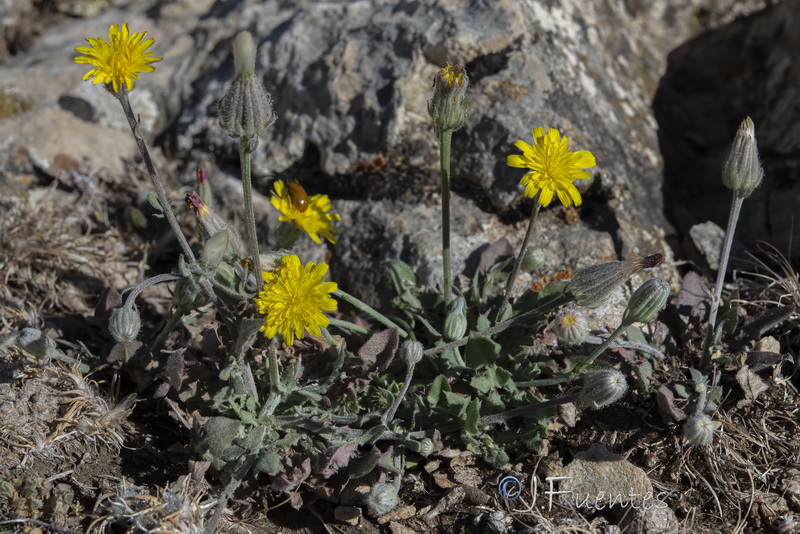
left=385, top=360, right=417, bottom=424
left=333, top=289, right=409, bottom=338
left=439, top=128, right=454, bottom=301
left=328, top=317, right=371, bottom=335
left=239, top=137, right=261, bottom=274
left=117, top=92, right=195, bottom=263
left=701, top=194, right=744, bottom=367
left=145, top=306, right=188, bottom=358
left=258, top=337, right=282, bottom=418
left=424, top=292, right=573, bottom=357
left=497, top=202, right=541, bottom=320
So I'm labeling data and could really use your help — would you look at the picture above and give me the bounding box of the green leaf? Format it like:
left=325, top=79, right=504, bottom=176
left=427, top=375, right=450, bottom=406
left=147, top=193, right=165, bottom=218
left=470, top=373, right=494, bottom=394
left=443, top=391, right=470, bottom=411
left=475, top=312, right=491, bottom=332
left=673, top=383, right=691, bottom=398
left=232, top=318, right=263, bottom=360
left=464, top=335, right=500, bottom=369
left=464, top=398, right=480, bottom=435
left=387, top=260, right=419, bottom=294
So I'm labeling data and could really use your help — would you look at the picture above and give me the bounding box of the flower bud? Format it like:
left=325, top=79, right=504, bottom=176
left=364, top=482, right=399, bottom=517
left=566, top=253, right=664, bottom=308
left=427, top=64, right=469, bottom=133
left=232, top=31, right=256, bottom=79
left=273, top=220, right=302, bottom=249
left=218, top=31, right=275, bottom=139
left=579, top=370, right=628, bottom=409
left=683, top=414, right=714, bottom=445
left=185, top=192, right=241, bottom=256
left=109, top=304, right=142, bottom=342
left=443, top=296, right=468, bottom=341
left=722, top=117, right=763, bottom=198
left=623, top=277, right=670, bottom=323
left=15, top=328, right=66, bottom=362
left=196, top=167, right=213, bottom=209
left=399, top=340, right=424, bottom=366
left=552, top=309, right=589, bottom=345
left=521, top=246, right=545, bottom=271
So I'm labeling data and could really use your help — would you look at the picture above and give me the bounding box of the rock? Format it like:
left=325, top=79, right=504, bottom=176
left=655, top=0, right=800, bottom=258
left=683, top=221, right=725, bottom=272
left=559, top=443, right=654, bottom=509
left=333, top=505, right=361, bottom=526
left=0, top=0, right=775, bottom=312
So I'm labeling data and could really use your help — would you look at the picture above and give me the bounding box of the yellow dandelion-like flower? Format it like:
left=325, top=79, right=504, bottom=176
left=74, top=23, right=162, bottom=93
left=270, top=180, right=341, bottom=244
left=254, top=254, right=338, bottom=346
left=507, top=127, right=596, bottom=207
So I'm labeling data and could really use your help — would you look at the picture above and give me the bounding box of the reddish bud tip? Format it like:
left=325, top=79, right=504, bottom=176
left=196, top=167, right=209, bottom=185
left=640, top=253, right=664, bottom=270
left=185, top=192, right=205, bottom=213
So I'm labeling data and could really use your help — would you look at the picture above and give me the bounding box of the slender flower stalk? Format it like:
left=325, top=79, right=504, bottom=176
left=496, top=202, right=541, bottom=319
left=218, top=31, right=277, bottom=275
left=701, top=117, right=764, bottom=367
left=333, top=289, right=409, bottom=338
left=428, top=64, right=469, bottom=302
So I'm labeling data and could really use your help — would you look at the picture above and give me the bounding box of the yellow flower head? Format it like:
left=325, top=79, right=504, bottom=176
left=507, top=127, right=596, bottom=207
left=74, top=23, right=162, bottom=93
left=254, top=254, right=338, bottom=346
left=271, top=180, right=341, bottom=244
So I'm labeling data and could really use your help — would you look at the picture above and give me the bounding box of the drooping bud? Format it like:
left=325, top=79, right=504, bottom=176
left=364, top=482, right=399, bottom=517
left=273, top=220, right=302, bottom=249
left=623, top=277, right=670, bottom=324
left=443, top=296, right=468, bottom=341
left=722, top=117, right=764, bottom=199
left=566, top=253, right=664, bottom=308
left=218, top=31, right=276, bottom=139
left=399, top=340, right=424, bottom=366
left=109, top=304, right=142, bottom=342
left=579, top=370, right=628, bottom=409
left=521, top=246, right=545, bottom=271
left=552, top=309, right=589, bottom=345
left=683, top=414, right=715, bottom=445
left=427, top=64, right=469, bottom=133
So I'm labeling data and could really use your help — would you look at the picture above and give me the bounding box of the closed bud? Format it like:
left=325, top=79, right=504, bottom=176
left=521, top=246, right=545, bottom=271
left=579, top=370, right=628, bottom=409
left=218, top=31, right=275, bottom=139
left=109, top=304, right=142, bottom=342
left=443, top=296, right=468, bottom=341
left=185, top=192, right=241, bottom=256
left=273, top=220, right=302, bottom=249
left=428, top=64, right=469, bottom=133
left=15, top=328, right=66, bottom=362
left=683, top=414, right=714, bottom=446
left=553, top=309, right=589, bottom=345
left=400, top=340, right=424, bottom=366
left=722, top=117, right=763, bottom=198
left=196, top=167, right=213, bottom=209
left=364, top=482, right=399, bottom=517
left=623, top=278, right=670, bottom=323
left=567, top=253, right=664, bottom=308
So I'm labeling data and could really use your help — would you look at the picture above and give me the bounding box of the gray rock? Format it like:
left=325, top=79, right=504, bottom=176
left=0, top=0, right=775, bottom=313
left=683, top=220, right=725, bottom=272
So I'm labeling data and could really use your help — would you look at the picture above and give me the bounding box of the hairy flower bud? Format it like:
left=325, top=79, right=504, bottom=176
left=196, top=167, right=213, bottom=209
left=185, top=192, right=241, bottom=256
left=722, top=117, right=763, bottom=198
left=109, top=304, right=142, bottom=342
left=218, top=31, right=275, bottom=139
left=400, top=340, right=424, bottom=366
left=428, top=64, right=469, bottom=133
left=553, top=309, right=589, bottom=345
left=566, top=253, right=664, bottom=308
left=443, top=296, right=468, bottom=341
left=623, top=278, right=670, bottom=324
left=579, top=370, right=628, bottom=409
left=364, top=482, right=399, bottom=517
left=683, top=414, right=714, bottom=446
left=521, top=246, right=545, bottom=271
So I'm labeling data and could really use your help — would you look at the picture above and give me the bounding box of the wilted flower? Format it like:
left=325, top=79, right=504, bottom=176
left=74, top=23, right=162, bottom=93
left=507, top=127, right=596, bottom=207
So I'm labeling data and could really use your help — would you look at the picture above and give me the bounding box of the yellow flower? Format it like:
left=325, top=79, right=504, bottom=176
left=74, top=23, right=162, bottom=93
left=254, top=255, right=338, bottom=345
left=270, top=180, right=341, bottom=244
left=507, top=127, right=596, bottom=207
